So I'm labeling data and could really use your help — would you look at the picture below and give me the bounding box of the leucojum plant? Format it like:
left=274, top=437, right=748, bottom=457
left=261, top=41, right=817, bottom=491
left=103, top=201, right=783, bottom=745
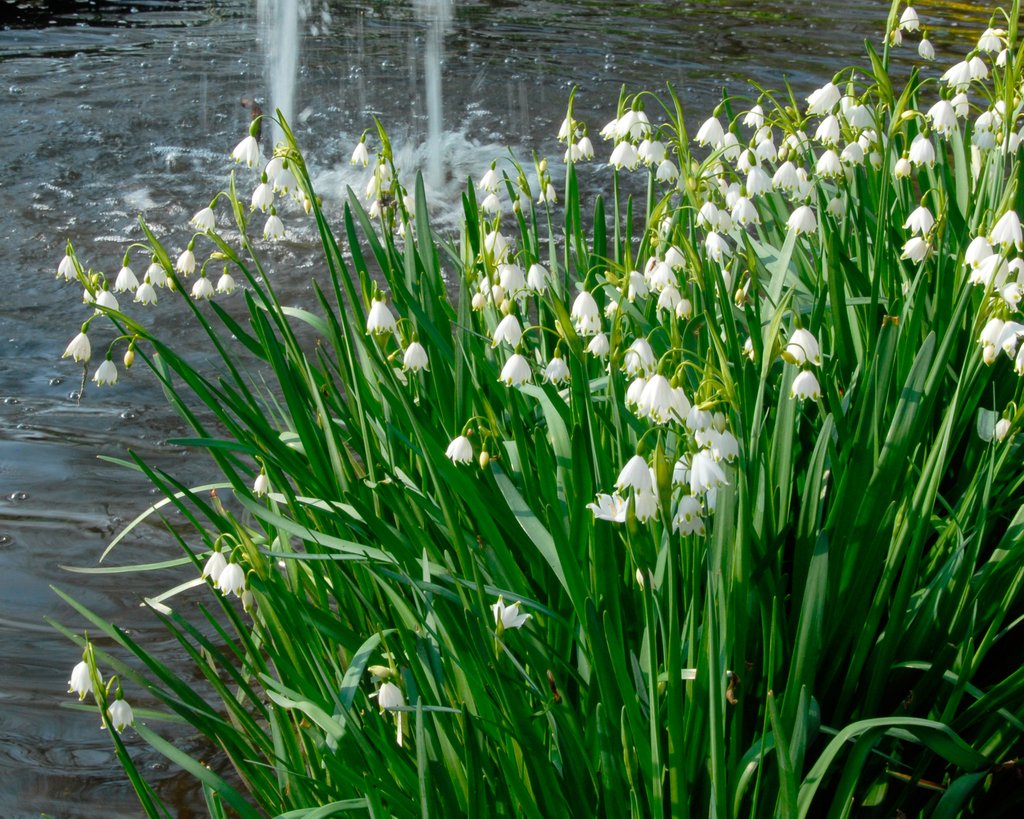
left=53, top=1, right=1024, bottom=816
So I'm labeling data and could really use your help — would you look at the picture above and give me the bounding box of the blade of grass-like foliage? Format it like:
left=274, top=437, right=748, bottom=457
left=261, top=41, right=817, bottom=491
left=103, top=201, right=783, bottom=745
left=491, top=465, right=580, bottom=607
left=132, top=722, right=262, bottom=819
left=797, top=717, right=990, bottom=816
left=275, top=800, right=372, bottom=818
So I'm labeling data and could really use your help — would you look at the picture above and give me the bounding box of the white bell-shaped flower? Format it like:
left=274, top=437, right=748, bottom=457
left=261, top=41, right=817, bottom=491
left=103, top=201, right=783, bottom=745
left=990, top=210, right=1023, bottom=251
left=625, top=377, right=647, bottom=409
left=499, top=354, right=531, bottom=387
left=787, top=205, right=817, bottom=236
left=815, top=149, right=843, bottom=178
left=63, top=331, right=91, bottom=363
left=251, top=182, right=274, bottom=212
left=216, top=271, right=236, bottom=295
left=113, top=264, right=139, bottom=293
left=570, top=290, right=601, bottom=336
left=57, top=253, right=78, bottom=280
left=904, top=205, right=935, bottom=236
left=609, top=141, right=639, bottom=170
left=965, top=235, right=994, bottom=267
left=695, top=117, right=725, bottom=147
left=253, top=472, right=270, bottom=496
left=899, top=6, right=920, bottom=31
left=656, top=284, right=681, bottom=315
left=909, top=134, right=936, bottom=167
left=68, top=660, right=97, bottom=700
left=350, top=140, right=370, bottom=167
left=202, top=551, right=228, bottom=583
left=586, top=332, right=609, bottom=358
left=145, top=261, right=168, bottom=287
left=633, top=490, right=658, bottom=523
left=623, top=338, right=656, bottom=378
left=814, top=115, right=841, bottom=146
left=492, top=313, right=523, bottom=348
left=656, top=159, right=679, bottom=182
left=544, top=356, right=570, bottom=384
left=107, top=698, right=134, bottom=733
left=743, top=105, right=765, bottom=130
left=445, top=435, right=473, bottom=464
left=672, top=495, right=705, bottom=536
left=791, top=370, right=822, bottom=400
left=841, top=142, right=865, bottom=166
left=784, top=328, right=822, bottom=366
left=93, top=289, right=118, bottom=312
left=806, top=82, right=840, bottom=115
left=176, top=248, right=196, bottom=276
left=92, top=359, right=118, bottom=386
left=901, top=236, right=931, bottom=263
left=636, top=375, right=686, bottom=424
left=231, top=134, right=261, bottom=167
left=403, top=342, right=429, bottom=372
left=927, top=100, right=956, bottom=137
left=263, top=213, right=285, bottom=241
left=689, top=449, right=728, bottom=496
left=941, top=61, right=972, bottom=90
left=366, top=299, right=397, bottom=336
left=526, top=263, right=548, bottom=292
left=191, top=276, right=215, bottom=300
left=772, top=161, right=800, bottom=191
left=135, top=280, right=157, bottom=305
left=616, top=454, right=653, bottom=494
left=217, top=562, right=246, bottom=597
left=377, top=681, right=405, bottom=711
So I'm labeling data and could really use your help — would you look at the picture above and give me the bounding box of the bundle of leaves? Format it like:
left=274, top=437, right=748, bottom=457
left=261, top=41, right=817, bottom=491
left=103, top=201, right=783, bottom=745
left=55, top=2, right=1024, bottom=815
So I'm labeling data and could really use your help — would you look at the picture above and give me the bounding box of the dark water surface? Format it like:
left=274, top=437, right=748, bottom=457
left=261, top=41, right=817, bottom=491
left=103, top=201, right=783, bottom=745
left=0, top=0, right=993, bottom=815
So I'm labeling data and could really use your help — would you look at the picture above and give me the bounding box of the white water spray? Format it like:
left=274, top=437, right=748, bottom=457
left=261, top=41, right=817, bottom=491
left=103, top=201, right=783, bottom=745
left=257, top=0, right=301, bottom=145
left=414, top=0, right=454, bottom=191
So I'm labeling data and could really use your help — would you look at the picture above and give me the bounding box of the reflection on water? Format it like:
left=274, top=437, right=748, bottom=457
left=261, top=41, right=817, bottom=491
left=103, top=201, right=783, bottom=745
left=0, top=0, right=994, bottom=814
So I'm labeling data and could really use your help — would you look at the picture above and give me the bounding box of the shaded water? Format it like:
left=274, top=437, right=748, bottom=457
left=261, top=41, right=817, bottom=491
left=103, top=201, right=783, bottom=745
left=0, top=0, right=993, bottom=814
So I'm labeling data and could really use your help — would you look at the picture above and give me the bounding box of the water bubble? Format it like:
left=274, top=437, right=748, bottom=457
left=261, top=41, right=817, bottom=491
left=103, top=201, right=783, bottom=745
left=68, top=390, right=82, bottom=401
left=3, top=397, right=19, bottom=404
left=8, top=491, right=29, bottom=502
left=120, top=409, right=139, bottom=421
left=0, top=535, right=12, bottom=547
left=49, top=377, right=64, bottom=386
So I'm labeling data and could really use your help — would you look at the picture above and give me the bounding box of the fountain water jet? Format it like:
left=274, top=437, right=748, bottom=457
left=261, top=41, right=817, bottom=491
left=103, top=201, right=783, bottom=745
left=257, top=0, right=302, bottom=146
left=414, top=0, right=454, bottom=192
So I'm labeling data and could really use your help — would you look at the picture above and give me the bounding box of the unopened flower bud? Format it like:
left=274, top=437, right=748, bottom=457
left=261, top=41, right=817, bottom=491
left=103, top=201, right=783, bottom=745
left=123, top=348, right=135, bottom=368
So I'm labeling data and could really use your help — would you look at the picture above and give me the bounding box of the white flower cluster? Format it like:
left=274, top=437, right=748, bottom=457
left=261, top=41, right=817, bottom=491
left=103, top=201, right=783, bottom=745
left=975, top=209, right=1024, bottom=376
left=56, top=129, right=325, bottom=389
left=588, top=403, right=738, bottom=537
left=67, top=656, right=135, bottom=733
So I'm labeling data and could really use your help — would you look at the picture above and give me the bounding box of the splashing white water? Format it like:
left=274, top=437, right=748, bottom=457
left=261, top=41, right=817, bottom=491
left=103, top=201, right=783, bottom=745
left=316, top=128, right=515, bottom=231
